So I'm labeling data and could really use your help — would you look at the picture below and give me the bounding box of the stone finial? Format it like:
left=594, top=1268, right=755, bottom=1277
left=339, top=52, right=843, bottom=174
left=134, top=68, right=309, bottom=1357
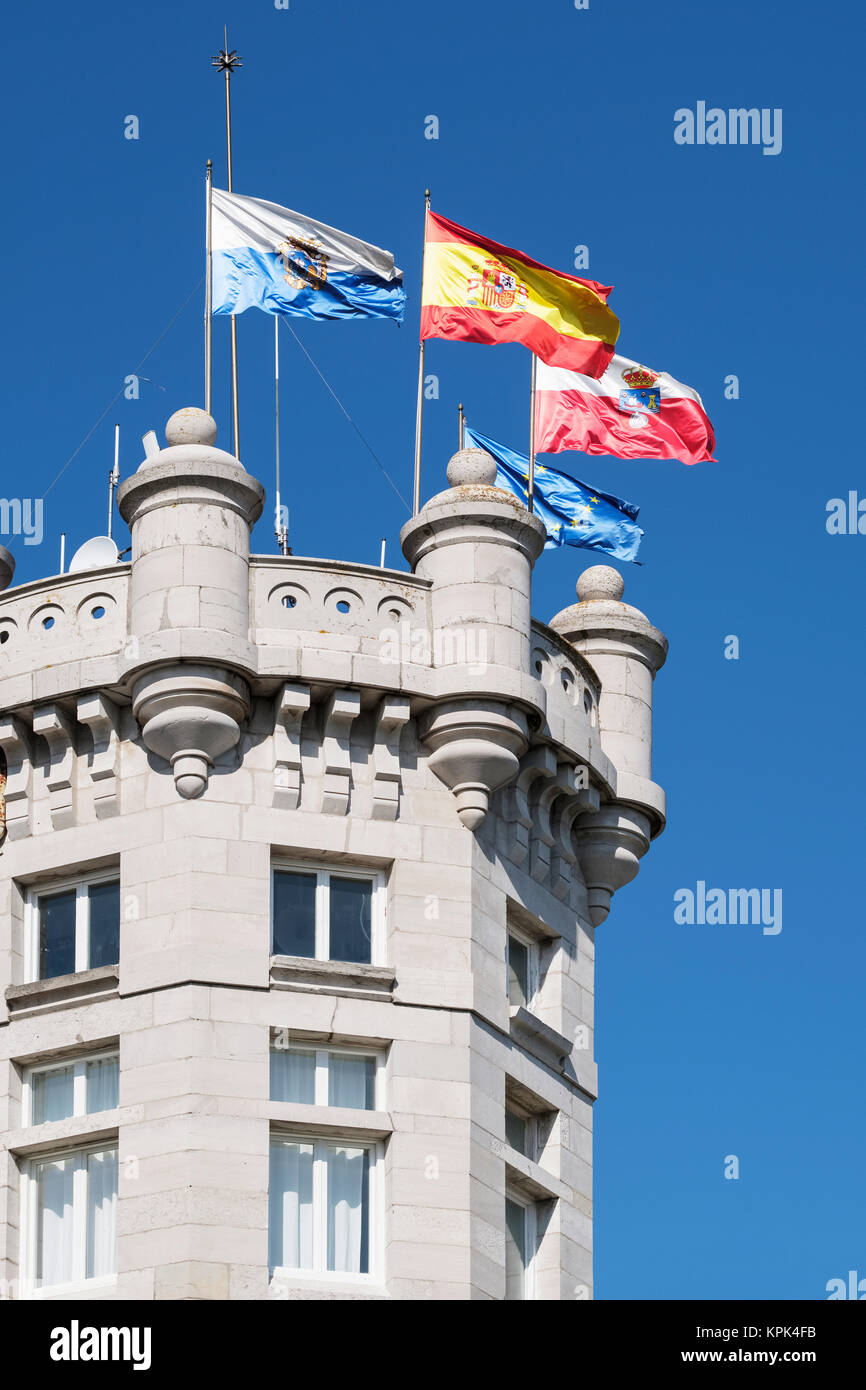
left=164, top=407, right=219, bottom=448
left=576, top=565, right=624, bottom=603
left=0, top=545, right=14, bottom=592
left=445, top=448, right=497, bottom=487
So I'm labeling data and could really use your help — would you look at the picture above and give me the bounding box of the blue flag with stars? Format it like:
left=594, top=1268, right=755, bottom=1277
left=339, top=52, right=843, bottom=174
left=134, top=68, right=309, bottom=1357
left=464, top=426, right=644, bottom=563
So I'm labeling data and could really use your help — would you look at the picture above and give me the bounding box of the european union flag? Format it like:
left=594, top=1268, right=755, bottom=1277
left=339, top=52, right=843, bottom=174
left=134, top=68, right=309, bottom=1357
left=464, top=426, right=644, bottom=563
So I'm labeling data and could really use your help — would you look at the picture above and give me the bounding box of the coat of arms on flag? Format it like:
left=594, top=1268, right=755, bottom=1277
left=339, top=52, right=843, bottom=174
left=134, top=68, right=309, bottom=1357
left=466, top=259, right=529, bottom=312
left=619, top=364, right=661, bottom=419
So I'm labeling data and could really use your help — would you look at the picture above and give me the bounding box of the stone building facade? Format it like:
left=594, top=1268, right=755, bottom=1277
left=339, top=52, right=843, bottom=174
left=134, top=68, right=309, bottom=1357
left=0, top=407, right=667, bottom=1300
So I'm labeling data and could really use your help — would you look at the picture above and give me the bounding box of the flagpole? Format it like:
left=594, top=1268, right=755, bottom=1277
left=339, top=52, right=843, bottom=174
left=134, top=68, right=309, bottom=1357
left=204, top=158, right=213, bottom=415
left=274, top=316, right=288, bottom=556
left=412, top=189, right=431, bottom=515
left=212, top=32, right=242, bottom=458
left=458, top=402, right=465, bottom=451
left=528, top=353, right=537, bottom=513
left=108, top=423, right=120, bottom=539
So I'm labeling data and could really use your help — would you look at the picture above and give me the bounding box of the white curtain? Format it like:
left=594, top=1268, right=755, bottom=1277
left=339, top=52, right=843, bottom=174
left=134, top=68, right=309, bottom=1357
left=270, top=1049, right=316, bottom=1104
left=32, top=1066, right=74, bottom=1125
left=269, top=1142, right=313, bottom=1270
left=326, top=1145, right=367, bottom=1274
left=36, top=1156, right=74, bottom=1288
left=86, top=1057, right=119, bottom=1113
left=328, top=1055, right=373, bottom=1110
left=86, top=1148, right=117, bottom=1278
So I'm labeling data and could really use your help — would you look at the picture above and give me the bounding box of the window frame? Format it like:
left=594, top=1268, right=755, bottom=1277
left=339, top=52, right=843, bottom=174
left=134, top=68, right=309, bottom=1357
left=269, top=1039, right=384, bottom=1111
left=24, top=870, right=121, bottom=983
left=270, top=862, right=385, bottom=966
left=504, top=1189, right=538, bottom=1301
left=19, top=1139, right=119, bottom=1300
left=268, top=1131, right=384, bottom=1286
left=504, top=1105, right=539, bottom=1163
left=506, top=923, right=539, bottom=1011
left=23, top=1048, right=120, bottom=1128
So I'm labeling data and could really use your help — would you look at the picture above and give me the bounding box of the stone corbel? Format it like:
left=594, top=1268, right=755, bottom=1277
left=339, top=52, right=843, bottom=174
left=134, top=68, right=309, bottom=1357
left=33, top=704, right=77, bottom=831
left=320, top=689, right=362, bottom=815
left=77, top=693, right=120, bottom=820
left=420, top=699, right=529, bottom=831
left=273, top=682, right=310, bottom=810
left=132, top=665, right=250, bottom=800
left=573, top=801, right=652, bottom=926
left=531, top=778, right=560, bottom=884
left=371, top=696, right=411, bottom=821
left=0, top=715, right=33, bottom=843
left=549, top=763, right=599, bottom=902
left=498, top=745, right=557, bottom=868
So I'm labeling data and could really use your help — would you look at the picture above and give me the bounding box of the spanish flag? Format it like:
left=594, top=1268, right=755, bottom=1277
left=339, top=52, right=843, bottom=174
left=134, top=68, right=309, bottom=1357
left=420, top=212, right=619, bottom=377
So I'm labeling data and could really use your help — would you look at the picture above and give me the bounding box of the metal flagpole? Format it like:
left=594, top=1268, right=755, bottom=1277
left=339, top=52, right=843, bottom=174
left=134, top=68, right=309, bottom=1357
left=458, top=402, right=465, bottom=451
left=205, top=159, right=213, bottom=414
left=412, top=189, right=431, bottom=515
left=274, top=316, right=289, bottom=556
left=212, top=32, right=242, bottom=458
left=528, top=353, right=537, bottom=513
left=108, top=424, right=120, bottom=539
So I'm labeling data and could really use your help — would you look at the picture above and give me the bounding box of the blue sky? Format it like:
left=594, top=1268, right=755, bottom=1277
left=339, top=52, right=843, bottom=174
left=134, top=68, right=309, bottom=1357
left=4, top=0, right=864, bottom=1298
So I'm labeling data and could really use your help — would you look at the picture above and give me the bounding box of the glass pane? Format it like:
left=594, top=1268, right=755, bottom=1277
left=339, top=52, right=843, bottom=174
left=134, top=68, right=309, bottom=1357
left=86, top=1148, right=118, bottom=1278
left=328, top=1054, right=375, bottom=1110
left=38, top=890, right=76, bottom=980
left=88, top=882, right=120, bottom=969
left=328, top=878, right=372, bottom=964
left=32, top=1065, right=75, bottom=1124
left=35, top=1155, right=75, bottom=1288
left=272, top=872, right=317, bottom=958
left=505, top=1110, right=527, bottom=1155
left=269, top=1048, right=316, bottom=1103
left=326, top=1145, right=369, bottom=1274
left=86, top=1056, right=119, bottom=1113
left=269, top=1141, right=314, bottom=1271
left=505, top=1197, right=527, bottom=1301
left=507, top=935, right=529, bottom=1007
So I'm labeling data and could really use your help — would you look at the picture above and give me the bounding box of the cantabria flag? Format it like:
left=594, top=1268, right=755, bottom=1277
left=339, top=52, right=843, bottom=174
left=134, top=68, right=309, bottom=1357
left=421, top=212, right=619, bottom=377
left=536, top=355, right=715, bottom=465
left=211, top=189, right=405, bottom=322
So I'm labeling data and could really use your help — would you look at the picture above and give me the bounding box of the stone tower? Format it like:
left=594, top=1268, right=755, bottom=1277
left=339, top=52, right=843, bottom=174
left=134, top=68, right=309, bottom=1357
left=0, top=410, right=666, bottom=1301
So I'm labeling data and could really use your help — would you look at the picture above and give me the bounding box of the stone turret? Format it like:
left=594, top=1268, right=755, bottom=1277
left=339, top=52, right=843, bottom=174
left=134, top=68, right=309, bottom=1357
left=550, top=564, right=668, bottom=925
left=400, top=448, right=547, bottom=828
left=117, top=407, right=264, bottom=798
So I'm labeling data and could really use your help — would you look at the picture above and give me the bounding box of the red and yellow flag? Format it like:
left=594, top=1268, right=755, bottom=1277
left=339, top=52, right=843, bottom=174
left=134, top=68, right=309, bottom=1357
left=420, top=212, right=619, bottom=377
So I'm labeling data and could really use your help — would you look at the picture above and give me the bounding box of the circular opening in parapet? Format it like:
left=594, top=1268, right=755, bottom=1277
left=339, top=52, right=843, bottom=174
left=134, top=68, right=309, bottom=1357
left=42, top=616, right=55, bottom=631
left=281, top=594, right=297, bottom=609
left=336, top=600, right=351, bottom=614
left=0, top=630, right=9, bottom=644
left=388, top=608, right=401, bottom=621
left=91, top=605, right=106, bottom=620
left=561, top=668, right=574, bottom=693
left=584, top=690, right=592, bottom=714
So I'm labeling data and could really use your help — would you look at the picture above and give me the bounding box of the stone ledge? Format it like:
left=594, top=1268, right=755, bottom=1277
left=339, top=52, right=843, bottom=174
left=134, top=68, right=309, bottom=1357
left=508, top=1006, right=573, bottom=1069
left=5, top=965, right=120, bottom=1017
left=494, top=1140, right=571, bottom=1204
left=270, top=955, right=395, bottom=1000
left=268, top=1101, right=392, bottom=1141
left=5, top=1113, right=126, bottom=1158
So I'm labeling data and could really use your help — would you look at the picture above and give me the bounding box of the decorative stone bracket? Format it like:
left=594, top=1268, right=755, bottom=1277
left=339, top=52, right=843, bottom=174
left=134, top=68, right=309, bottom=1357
left=420, top=699, right=530, bottom=830
left=0, top=715, right=32, bottom=843
left=320, top=689, right=362, bottom=815
left=371, top=696, right=411, bottom=821
left=273, top=682, right=311, bottom=810
left=77, top=693, right=121, bottom=820
left=32, top=704, right=77, bottom=831
left=572, top=801, right=651, bottom=926
left=132, top=665, right=250, bottom=800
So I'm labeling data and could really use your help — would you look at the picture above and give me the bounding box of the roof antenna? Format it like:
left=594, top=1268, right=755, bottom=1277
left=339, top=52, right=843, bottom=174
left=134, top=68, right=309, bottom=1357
left=108, top=423, right=120, bottom=540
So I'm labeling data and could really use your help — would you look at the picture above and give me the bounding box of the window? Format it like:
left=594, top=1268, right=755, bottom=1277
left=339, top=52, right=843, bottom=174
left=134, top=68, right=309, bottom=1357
left=505, top=1107, right=534, bottom=1159
left=507, top=928, right=537, bottom=1009
left=25, top=1052, right=119, bottom=1127
left=26, top=875, right=120, bottom=982
left=269, top=1136, right=379, bottom=1280
left=505, top=1194, right=537, bottom=1301
left=22, top=1144, right=118, bottom=1295
left=271, top=866, right=382, bottom=965
left=270, top=1043, right=379, bottom=1111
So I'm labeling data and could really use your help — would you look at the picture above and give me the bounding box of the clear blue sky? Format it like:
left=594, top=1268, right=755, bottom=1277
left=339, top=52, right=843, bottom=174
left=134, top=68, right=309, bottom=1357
left=4, top=0, right=863, bottom=1299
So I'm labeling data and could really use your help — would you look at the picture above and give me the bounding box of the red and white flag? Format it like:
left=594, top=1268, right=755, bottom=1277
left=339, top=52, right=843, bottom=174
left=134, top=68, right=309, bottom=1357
left=535, top=354, right=715, bottom=466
